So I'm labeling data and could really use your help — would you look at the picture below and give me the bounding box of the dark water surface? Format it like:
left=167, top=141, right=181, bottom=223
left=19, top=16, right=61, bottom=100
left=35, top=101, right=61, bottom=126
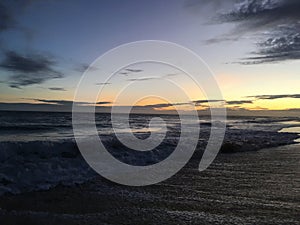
left=0, top=111, right=299, bottom=224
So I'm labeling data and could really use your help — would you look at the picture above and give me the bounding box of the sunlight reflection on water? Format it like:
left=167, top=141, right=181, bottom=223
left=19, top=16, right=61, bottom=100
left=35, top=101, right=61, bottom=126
left=279, top=126, right=300, bottom=142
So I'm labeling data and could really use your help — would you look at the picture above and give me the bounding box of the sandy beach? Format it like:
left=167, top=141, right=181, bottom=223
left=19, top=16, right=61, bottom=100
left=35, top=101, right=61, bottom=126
left=1, top=143, right=299, bottom=225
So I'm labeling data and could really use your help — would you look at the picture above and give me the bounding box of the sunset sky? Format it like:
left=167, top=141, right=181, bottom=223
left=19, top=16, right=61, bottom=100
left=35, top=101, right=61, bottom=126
left=0, top=0, right=299, bottom=115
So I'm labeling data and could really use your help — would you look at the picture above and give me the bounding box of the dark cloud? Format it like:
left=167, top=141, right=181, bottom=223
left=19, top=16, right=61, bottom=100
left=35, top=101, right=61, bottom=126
left=125, top=68, right=143, bottom=73
left=248, top=94, right=300, bottom=100
left=1, top=101, right=299, bottom=116
left=0, top=50, right=63, bottom=88
left=205, top=36, right=240, bottom=45
left=1, top=51, right=56, bottom=73
left=0, top=99, right=111, bottom=112
left=127, top=77, right=157, bottom=82
left=208, top=0, right=300, bottom=63
left=143, top=102, right=189, bottom=109
left=0, top=0, right=36, bottom=33
left=143, top=100, right=227, bottom=109
left=243, top=24, right=300, bottom=64
left=217, top=0, right=300, bottom=25
left=226, top=100, right=253, bottom=105
left=96, top=82, right=111, bottom=85
left=163, top=73, right=181, bottom=78
left=192, top=99, right=252, bottom=106
left=32, top=99, right=74, bottom=105
left=96, top=101, right=111, bottom=105
left=127, top=73, right=181, bottom=82
left=74, top=63, right=89, bottom=73
left=48, top=87, right=66, bottom=91
left=193, top=99, right=224, bottom=106
left=118, top=68, right=143, bottom=76
left=74, top=63, right=100, bottom=73
left=119, top=72, right=129, bottom=75
left=31, top=99, right=111, bottom=106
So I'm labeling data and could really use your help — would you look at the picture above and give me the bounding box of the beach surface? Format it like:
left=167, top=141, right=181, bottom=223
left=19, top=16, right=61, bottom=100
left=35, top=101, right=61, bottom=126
left=1, top=143, right=299, bottom=225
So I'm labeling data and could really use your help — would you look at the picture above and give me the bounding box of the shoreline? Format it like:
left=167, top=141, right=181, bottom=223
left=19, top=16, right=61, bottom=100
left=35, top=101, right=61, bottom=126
left=0, top=128, right=299, bottom=196
left=1, top=143, right=299, bottom=225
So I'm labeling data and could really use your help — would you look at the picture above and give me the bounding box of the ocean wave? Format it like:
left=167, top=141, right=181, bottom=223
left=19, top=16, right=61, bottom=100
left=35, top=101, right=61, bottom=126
left=1, top=128, right=297, bottom=196
left=0, top=140, right=96, bottom=196
left=0, top=137, right=180, bottom=196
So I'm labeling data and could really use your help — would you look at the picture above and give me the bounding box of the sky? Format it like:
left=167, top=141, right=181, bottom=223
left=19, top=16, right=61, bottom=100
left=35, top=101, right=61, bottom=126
left=0, top=0, right=299, bottom=115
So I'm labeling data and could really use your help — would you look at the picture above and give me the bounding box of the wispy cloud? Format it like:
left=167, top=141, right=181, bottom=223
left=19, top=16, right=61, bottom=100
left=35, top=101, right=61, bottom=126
left=119, top=72, right=129, bottom=75
left=0, top=98, right=111, bottom=112
left=118, top=68, right=143, bottom=76
left=96, top=101, right=111, bottom=105
left=24, top=98, right=255, bottom=110
left=127, top=77, right=158, bottom=82
left=96, top=82, right=111, bottom=85
left=226, top=100, right=253, bottom=105
left=163, top=73, right=181, bottom=78
left=48, top=87, right=66, bottom=91
left=247, top=94, right=300, bottom=100
left=125, top=68, right=143, bottom=73
left=127, top=73, right=181, bottom=82
left=1, top=101, right=299, bottom=116
left=142, top=102, right=190, bottom=108
left=192, top=99, right=253, bottom=106
left=32, top=99, right=76, bottom=105
left=193, top=99, right=224, bottom=106
left=30, top=99, right=111, bottom=106
left=141, top=99, right=242, bottom=109
left=0, top=50, right=63, bottom=88
left=74, top=63, right=100, bottom=73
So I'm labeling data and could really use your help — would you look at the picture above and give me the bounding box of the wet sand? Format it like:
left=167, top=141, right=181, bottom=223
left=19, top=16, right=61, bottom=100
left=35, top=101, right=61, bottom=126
left=0, top=144, right=299, bottom=225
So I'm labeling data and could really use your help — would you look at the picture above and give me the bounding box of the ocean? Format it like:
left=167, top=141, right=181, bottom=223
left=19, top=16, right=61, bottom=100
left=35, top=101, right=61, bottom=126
left=0, top=111, right=299, bottom=224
